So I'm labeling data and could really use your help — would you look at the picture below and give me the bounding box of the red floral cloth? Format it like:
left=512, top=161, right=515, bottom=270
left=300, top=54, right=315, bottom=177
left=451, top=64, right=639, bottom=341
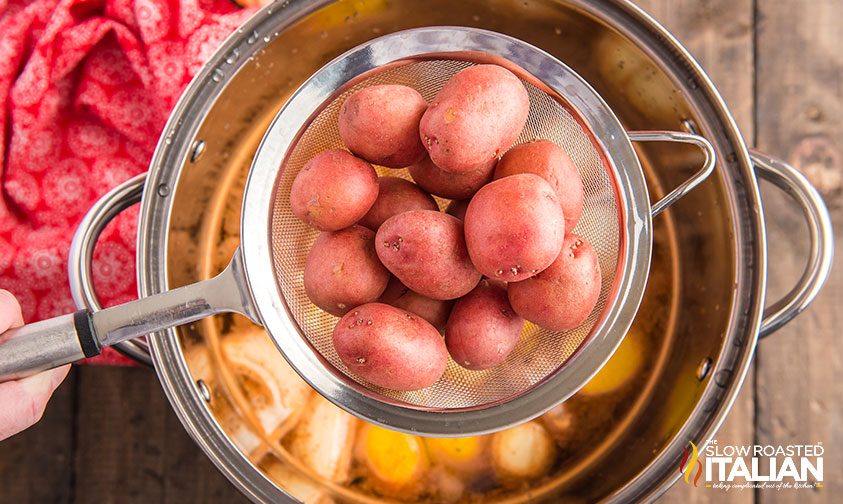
left=0, top=0, right=255, bottom=364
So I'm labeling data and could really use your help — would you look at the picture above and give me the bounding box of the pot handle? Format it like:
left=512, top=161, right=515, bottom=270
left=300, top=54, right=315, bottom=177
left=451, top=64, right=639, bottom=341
left=751, top=150, right=834, bottom=338
left=628, top=131, right=717, bottom=216
left=67, top=173, right=153, bottom=365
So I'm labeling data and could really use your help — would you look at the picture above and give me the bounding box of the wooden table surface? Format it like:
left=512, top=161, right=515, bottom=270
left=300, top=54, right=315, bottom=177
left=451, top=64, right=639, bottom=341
left=1, top=0, right=840, bottom=502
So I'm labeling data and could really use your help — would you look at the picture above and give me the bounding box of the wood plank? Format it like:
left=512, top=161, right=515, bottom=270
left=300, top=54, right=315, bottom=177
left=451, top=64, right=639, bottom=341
left=754, top=0, right=842, bottom=502
left=0, top=369, right=77, bottom=504
left=72, top=366, right=245, bottom=503
left=630, top=1, right=756, bottom=503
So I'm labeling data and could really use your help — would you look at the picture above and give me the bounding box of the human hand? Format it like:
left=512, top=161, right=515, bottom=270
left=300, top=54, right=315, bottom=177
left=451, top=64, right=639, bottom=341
left=0, top=290, right=70, bottom=441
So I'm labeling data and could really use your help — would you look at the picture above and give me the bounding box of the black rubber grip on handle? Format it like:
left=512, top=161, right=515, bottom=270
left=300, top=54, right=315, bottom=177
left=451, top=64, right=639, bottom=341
left=73, top=311, right=100, bottom=358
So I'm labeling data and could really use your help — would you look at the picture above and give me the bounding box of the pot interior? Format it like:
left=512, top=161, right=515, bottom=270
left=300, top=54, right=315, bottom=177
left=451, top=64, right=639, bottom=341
left=164, top=0, right=737, bottom=501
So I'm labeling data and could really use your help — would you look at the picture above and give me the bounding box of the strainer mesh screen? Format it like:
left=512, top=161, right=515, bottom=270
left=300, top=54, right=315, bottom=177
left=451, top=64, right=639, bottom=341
left=270, top=60, right=620, bottom=409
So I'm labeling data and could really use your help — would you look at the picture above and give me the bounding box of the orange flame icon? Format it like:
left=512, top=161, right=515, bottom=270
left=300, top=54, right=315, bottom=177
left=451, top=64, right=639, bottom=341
left=678, top=441, right=703, bottom=486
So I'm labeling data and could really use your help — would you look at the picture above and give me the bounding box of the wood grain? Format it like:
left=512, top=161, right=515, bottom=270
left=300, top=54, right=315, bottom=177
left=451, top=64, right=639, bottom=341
left=754, top=0, right=842, bottom=502
left=71, top=366, right=245, bottom=504
left=632, top=0, right=756, bottom=502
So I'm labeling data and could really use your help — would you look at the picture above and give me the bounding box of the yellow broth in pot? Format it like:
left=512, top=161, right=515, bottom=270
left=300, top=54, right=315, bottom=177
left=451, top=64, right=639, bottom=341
left=172, top=3, right=680, bottom=498
left=180, top=160, right=676, bottom=502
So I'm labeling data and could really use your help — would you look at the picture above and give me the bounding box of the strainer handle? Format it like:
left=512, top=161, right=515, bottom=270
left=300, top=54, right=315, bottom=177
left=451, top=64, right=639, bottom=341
left=751, top=150, right=834, bottom=338
left=628, top=131, right=717, bottom=216
left=67, top=173, right=152, bottom=365
left=0, top=251, right=257, bottom=381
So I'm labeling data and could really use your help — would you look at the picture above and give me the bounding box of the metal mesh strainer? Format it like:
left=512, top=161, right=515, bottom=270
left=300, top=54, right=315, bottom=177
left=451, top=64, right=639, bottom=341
left=271, top=59, right=618, bottom=409
left=242, top=28, right=715, bottom=434
left=0, top=27, right=714, bottom=437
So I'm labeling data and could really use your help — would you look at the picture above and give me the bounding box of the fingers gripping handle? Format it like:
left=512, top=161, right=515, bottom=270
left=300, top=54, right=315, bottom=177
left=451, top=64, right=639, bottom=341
left=0, top=311, right=100, bottom=381
left=0, top=248, right=257, bottom=382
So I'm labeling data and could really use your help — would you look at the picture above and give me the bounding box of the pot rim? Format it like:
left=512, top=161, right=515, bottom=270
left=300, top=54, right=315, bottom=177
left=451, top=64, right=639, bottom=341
left=137, top=1, right=766, bottom=502
left=563, top=1, right=766, bottom=501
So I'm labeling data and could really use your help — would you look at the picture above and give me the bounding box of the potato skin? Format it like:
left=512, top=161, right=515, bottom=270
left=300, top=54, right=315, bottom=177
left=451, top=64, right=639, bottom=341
left=420, top=65, right=529, bottom=173
left=408, top=155, right=494, bottom=200
left=507, top=234, right=602, bottom=331
left=464, top=174, right=565, bottom=281
left=445, top=199, right=469, bottom=221
left=339, top=85, right=428, bottom=168
left=376, top=210, right=481, bottom=300
left=379, top=277, right=454, bottom=331
left=332, top=303, right=448, bottom=391
left=358, top=177, right=438, bottom=230
left=445, top=280, right=524, bottom=370
left=290, top=149, right=379, bottom=231
left=304, top=225, right=390, bottom=316
left=494, top=140, right=584, bottom=231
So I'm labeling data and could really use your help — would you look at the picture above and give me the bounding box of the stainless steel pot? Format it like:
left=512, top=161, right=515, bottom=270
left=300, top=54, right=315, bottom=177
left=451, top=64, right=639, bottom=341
left=67, top=0, right=833, bottom=502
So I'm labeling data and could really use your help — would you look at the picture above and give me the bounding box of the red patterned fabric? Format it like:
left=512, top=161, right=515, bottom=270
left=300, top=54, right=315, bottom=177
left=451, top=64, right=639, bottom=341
left=0, top=0, right=255, bottom=364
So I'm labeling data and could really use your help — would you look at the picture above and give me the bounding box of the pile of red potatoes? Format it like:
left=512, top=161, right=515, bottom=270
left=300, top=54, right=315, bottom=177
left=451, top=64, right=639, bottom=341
left=289, top=65, right=602, bottom=392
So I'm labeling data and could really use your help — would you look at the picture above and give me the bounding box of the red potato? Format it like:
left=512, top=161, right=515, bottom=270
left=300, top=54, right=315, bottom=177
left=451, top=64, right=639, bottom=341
left=464, top=174, right=565, bottom=281
left=332, top=303, right=448, bottom=391
left=290, top=149, right=379, bottom=231
left=420, top=65, right=529, bottom=173
left=379, top=277, right=454, bottom=331
left=376, top=277, right=407, bottom=305
left=376, top=210, right=481, bottom=300
left=304, top=225, right=390, bottom=316
left=358, top=177, right=438, bottom=230
left=408, top=155, right=494, bottom=200
left=445, top=199, right=469, bottom=221
left=494, top=140, right=585, bottom=231
left=507, top=234, right=602, bottom=331
left=445, top=280, right=524, bottom=370
left=338, top=85, right=428, bottom=168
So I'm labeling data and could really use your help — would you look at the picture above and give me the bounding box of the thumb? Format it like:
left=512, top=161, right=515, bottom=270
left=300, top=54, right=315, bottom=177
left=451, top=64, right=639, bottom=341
left=0, top=289, right=24, bottom=334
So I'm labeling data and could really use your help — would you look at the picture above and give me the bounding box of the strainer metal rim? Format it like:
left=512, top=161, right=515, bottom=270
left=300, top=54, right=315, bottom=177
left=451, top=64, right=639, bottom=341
left=240, top=26, right=652, bottom=436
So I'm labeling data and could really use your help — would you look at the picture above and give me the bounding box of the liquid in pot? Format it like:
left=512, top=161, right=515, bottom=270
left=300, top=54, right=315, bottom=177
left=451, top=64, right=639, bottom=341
left=179, top=170, right=676, bottom=502
left=169, top=2, right=687, bottom=499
